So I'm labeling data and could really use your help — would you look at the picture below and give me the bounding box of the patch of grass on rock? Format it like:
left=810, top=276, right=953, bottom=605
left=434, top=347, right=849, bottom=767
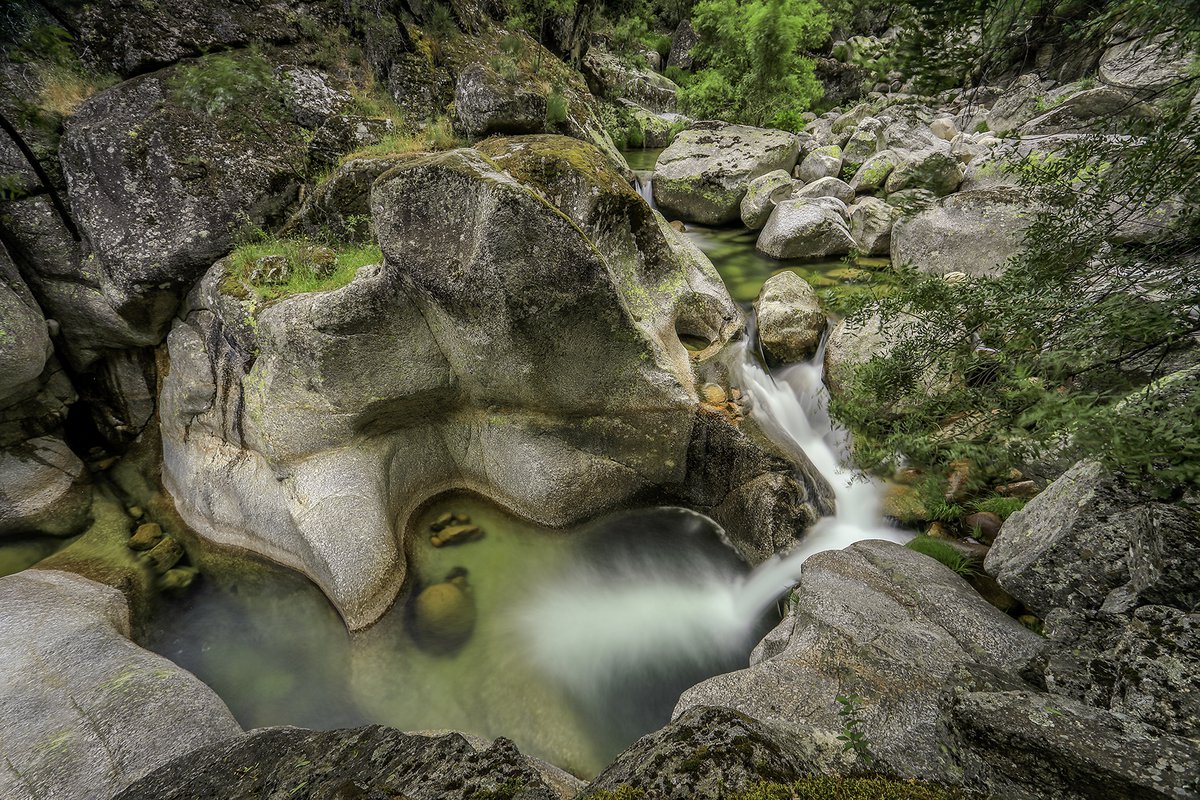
left=226, top=237, right=382, bottom=301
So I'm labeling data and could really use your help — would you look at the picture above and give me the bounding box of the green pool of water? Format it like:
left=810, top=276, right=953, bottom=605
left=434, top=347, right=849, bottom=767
left=620, top=148, right=895, bottom=306
left=143, top=494, right=768, bottom=778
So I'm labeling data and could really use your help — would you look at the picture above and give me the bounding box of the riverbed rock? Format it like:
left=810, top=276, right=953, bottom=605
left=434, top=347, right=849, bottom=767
left=0, top=436, right=92, bottom=538
left=840, top=118, right=883, bottom=178
left=984, top=460, right=1200, bottom=618
left=1099, top=32, right=1195, bottom=95
left=1019, top=86, right=1153, bottom=136
left=740, top=170, right=796, bottom=230
left=674, top=540, right=1045, bottom=782
left=793, top=176, right=855, bottom=205
left=890, top=188, right=1032, bottom=276
left=115, top=725, right=580, bottom=800
left=884, top=148, right=964, bottom=196
left=756, top=199, right=855, bottom=260
left=653, top=121, right=799, bottom=224
left=583, top=706, right=848, bottom=799
left=848, top=196, right=902, bottom=256
left=987, top=73, right=1051, bottom=135
left=848, top=149, right=898, bottom=193
left=795, top=144, right=842, bottom=183
left=754, top=272, right=826, bottom=363
left=161, top=136, right=831, bottom=629
left=946, top=678, right=1200, bottom=800
left=667, top=19, right=700, bottom=70
left=0, top=569, right=241, bottom=800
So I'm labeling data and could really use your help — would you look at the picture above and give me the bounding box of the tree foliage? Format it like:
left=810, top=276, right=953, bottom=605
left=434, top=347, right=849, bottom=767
left=679, top=0, right=830, bottom=129
left=832, top=2, right=1200, bottom=496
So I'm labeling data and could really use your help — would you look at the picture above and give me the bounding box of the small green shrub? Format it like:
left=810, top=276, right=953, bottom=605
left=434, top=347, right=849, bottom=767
left=738, top=775, right=961, bottom=799
left=427, top=4, right=457, bottom=40
left=546, top=89, right=569, bottom=126
left=972, top=495, right=1026, bottom=519
left=586, top=788, right=647, bottom=800
left=340, top=118, right=460, bottom=161
left=664, top=65, right=690, bottom=86
left=168, top=48, right=285, bottom=121
left=836, top=693, right=874, bottom=765
left=499, top=33, right=525, bottom=57
left=490, top=55, right=521, bottom=81
left=905, top=536, right=978, bottom=577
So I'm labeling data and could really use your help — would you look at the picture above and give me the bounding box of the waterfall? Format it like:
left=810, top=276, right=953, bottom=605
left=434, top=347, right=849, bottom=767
left=514, top=330, right=908, bottom=701
left=634, top=171, right=656, bottom=209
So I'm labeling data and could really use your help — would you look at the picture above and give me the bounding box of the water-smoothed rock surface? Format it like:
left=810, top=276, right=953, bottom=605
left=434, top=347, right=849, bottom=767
left=0, top=569, right=241, bottom=800
left=891, top=188, right=1032, bottom=276
left=674, top=540, right=1045, bottom=782
left=161, top=135, right=834, bottom=629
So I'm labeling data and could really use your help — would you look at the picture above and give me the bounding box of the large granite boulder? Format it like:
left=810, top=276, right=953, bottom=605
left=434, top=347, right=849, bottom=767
left=115, top=726, right=581, bottom=800
left=0, top=245, right=91, bottom=538
left=0, top=569, right=242, bottom=800
left=795, top=144, right=842, bottom=183
left=653, top=121, right=799, bottom=225
left=582, top=706, right=848, bottom=799
left=1019, top=86, right=1154, bottom=136
left=985, top=460, right=1200, bottom=618
left=848, top=196, right=902, bottom=256
left=674, top=540, right=1045, bottom=782
left=890, top=188, right=1032, bottom=276
left=583, top=48, right=679, bottom=113
left=454, top=62, right=548, bottom=137
left=754, top=272, right=826, bottom=363
left=42, top=0, right=338, bottom=75
left=58, top=54, right=312, bottom=367
left=848, top=149, right=898, bottom=194
left=884, top=148, right=964, bottom=196
left=946, top=672, right=1200, bottom=800
left=667, top=19, right=700, bottom=70
left=740, top=170, right=796, bottom=230
left=161, top=136, right=833, bottom=629
left=756, top=199, right=855, bottom=260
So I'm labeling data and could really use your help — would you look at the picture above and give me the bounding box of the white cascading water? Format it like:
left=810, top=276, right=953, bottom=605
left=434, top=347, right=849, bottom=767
left=516, top=328, right=909, bottom=701
left=634, top=172, right=656, bottom=208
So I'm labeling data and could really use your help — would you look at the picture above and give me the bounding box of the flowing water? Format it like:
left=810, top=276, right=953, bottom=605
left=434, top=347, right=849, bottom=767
left=130, top=148, right=911, bottom=780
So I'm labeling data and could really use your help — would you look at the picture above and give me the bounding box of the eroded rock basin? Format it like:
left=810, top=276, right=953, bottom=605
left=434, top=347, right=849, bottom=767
left=143, top=493, right=775, bottom=777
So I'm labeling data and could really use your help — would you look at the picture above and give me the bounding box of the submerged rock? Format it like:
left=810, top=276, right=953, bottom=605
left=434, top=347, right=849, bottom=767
left=653, top=121, right=799, bottom=224
left=115, top=725, right=580, bottom=800
left=160, top=135, right=831, bottom=628
left=0, top=569, right=241, bottom=800
left=412, top=568, right=477, bottom=654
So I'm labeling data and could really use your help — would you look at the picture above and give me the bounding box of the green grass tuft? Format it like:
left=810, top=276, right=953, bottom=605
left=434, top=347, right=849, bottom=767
left=226, top=237, right=382, bottom=301
left=905, top=536, right=979, bottom=577
left=972, top=495, right=1026, bottom=519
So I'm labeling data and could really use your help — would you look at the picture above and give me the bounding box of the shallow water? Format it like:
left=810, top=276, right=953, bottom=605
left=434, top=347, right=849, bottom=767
left=621, top=148, right=893, bottom=304
left=143, top=496, right=772, bottom=777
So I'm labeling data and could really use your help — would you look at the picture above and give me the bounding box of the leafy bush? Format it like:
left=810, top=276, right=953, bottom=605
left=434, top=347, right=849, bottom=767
left=836, top=693, right=874, bottom=765
left=905, top=536, right=978, bottom=577
left=680, top=0, right=829, bottom=127
left=167, top=48, right=285, bottom=121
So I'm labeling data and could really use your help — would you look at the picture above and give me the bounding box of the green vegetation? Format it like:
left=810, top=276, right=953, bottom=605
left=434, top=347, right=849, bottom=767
left=681, top=0, right=829, bottom=129
left=340, top=119, right=461, bottom=161
left=546, top=88, right=569, bottom=126
left=830, top=2, right=1200, bottom=500
left=225, top=237, right=382, bottom=301
left=836, top=693, right=874, bottom=765
left=1, top=17, right=118, bottom=133
left=905, top=537, right=979, bottom=578
left=972, top=496, right=1026, bottom=520
left=167, top=48, right=288, bottom=126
